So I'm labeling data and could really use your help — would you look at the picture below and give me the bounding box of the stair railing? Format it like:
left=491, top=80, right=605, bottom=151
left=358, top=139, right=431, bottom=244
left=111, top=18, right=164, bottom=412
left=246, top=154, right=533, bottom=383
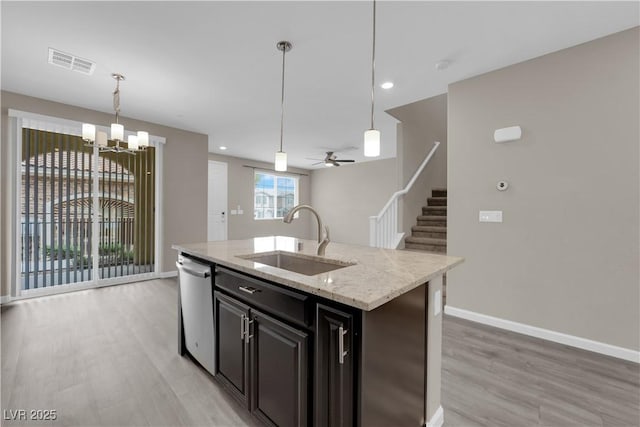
left=369, top=141, right=440, bottom=248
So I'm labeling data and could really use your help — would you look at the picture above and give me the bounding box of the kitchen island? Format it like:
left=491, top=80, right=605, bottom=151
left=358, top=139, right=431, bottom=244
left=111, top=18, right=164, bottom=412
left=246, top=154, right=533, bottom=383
left=173, top=236, right=463, bottom=427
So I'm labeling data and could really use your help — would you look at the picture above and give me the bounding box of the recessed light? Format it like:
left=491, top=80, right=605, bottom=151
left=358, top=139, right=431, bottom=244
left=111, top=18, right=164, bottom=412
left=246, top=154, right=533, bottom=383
left=380, top=81, right=394, bottom=89
left=435, top=60, right=450, bottom=71
left=219, top=146, right=227, bottom=150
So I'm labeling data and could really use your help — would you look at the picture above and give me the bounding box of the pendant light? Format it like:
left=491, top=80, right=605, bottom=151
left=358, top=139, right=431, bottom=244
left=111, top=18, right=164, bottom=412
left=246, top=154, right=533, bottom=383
left=364, top=0, right=380, bottom=157
left=82, top=73, right=149, bottom=153
left=275, top=41, right=292, bottom=172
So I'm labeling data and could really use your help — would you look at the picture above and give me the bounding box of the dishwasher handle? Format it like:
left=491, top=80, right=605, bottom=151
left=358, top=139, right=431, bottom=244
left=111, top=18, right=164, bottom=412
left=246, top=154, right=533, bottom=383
left=176, top=261, right=211, bottom=278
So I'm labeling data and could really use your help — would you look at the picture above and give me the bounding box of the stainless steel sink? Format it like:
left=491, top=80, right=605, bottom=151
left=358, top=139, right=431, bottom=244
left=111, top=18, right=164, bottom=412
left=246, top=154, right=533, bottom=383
left=238, top=251, right=355, bottom=276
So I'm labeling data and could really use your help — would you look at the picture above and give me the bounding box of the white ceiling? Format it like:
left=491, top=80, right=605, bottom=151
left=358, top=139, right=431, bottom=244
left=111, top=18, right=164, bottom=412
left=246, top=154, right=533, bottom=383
left=2, top=1, right=637, bottom=169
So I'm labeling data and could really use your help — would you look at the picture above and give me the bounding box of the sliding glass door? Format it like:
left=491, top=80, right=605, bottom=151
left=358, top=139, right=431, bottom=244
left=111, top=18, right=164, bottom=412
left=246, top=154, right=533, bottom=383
left=20, top=128, right=155, bottom=292
left=97, top=141, right=155, bottom=279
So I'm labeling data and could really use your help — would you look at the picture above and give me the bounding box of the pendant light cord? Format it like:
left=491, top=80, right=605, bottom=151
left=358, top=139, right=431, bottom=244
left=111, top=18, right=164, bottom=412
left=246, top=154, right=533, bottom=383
left=280, top=45, right=286, bottom=153
left=370, top=0, right=376, bottom=130
left=113, top=76, right=121, bottom=124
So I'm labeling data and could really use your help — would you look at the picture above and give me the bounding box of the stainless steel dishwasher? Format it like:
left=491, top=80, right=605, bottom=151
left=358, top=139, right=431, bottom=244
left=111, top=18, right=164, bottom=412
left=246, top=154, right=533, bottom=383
left=176, top=254, right=215, bottom=375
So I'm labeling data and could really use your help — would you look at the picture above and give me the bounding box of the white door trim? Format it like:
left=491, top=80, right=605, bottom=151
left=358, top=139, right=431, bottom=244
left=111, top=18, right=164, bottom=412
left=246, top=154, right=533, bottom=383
left=208, top=160, right=228, bottom=241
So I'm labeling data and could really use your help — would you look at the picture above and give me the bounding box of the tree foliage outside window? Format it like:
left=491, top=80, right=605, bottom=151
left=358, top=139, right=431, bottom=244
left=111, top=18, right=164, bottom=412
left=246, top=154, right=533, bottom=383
left=254, top=172, right=298, bottom=219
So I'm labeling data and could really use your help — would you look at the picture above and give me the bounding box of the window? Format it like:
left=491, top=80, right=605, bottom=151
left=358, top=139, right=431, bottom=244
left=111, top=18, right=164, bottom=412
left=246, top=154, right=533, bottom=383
left=254, top=172, right=298, bottom=220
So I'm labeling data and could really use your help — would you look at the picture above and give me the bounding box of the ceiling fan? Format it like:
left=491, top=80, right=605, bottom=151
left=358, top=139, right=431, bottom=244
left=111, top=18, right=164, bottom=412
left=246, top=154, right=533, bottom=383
left=309, top=151, right=356, bottom=167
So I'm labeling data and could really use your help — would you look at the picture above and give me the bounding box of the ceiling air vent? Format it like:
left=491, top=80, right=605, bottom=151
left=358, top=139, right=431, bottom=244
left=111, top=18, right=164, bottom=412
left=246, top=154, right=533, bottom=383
left=48, top=48, right=95, bottom=75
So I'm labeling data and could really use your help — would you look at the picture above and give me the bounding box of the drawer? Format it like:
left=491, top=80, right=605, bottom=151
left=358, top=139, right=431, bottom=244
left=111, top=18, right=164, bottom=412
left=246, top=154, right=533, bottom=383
left=215, top=266, right=311, bottom=328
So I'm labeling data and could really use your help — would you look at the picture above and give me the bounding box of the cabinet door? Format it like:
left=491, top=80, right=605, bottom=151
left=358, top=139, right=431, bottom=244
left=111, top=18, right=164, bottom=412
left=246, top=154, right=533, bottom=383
left=214, top=292, right=250, bottom=405
left=315, top=304, right=354, bottom=427
left=250, top=310, right=309, bottom=427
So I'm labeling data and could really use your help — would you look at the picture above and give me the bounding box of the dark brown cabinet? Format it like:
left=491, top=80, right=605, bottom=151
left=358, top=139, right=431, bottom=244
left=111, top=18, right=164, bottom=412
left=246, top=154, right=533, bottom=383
left=181, top=256, right=431, bottom=427
left=250, top=311, right=308, bottom=427
left=315, top=304, right=354, bottom=427
left=215, top=288, right=309, bottom=427
left=214, top=292, right=250, bottom=405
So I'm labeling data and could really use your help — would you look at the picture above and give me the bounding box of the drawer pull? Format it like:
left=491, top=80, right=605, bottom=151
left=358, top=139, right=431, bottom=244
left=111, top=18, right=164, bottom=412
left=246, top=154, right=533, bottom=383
left=240, top=314, right=246, bottom=340
left=338, top=326, right=348, bottom=364
left=238, top=286, right=260, bottom=295
left=244, top=316, right=254, bottom=344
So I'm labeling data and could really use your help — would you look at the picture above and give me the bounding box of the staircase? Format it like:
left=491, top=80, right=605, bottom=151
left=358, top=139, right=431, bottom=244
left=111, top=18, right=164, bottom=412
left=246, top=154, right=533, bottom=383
left=405, top=188, right=447, bottom=253
left=404, top=188, right=448, bottom=304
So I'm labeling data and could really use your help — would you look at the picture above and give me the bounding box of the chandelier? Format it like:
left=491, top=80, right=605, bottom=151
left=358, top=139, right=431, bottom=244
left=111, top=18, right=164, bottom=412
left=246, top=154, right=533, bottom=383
left=82, top=73, right=148, bottom=153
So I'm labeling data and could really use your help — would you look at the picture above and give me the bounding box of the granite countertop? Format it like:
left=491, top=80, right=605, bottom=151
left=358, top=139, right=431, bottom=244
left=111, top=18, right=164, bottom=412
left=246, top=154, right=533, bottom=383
left=172, top=236, right=463, bottom=311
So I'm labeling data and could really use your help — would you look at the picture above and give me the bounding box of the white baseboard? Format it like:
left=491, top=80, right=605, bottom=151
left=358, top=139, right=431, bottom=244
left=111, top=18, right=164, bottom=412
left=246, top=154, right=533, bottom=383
left=156, top=270, right=178, bottom=279
left=0, top=295, right=12, bottom=305
left=445, top=306, right=640, bottom=363
left=426, top=405, right=444, bottom=427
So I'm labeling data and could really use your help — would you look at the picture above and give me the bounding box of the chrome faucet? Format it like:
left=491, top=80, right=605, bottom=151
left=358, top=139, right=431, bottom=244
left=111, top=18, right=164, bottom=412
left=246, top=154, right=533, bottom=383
left=283, top=204, right=330, bottom=256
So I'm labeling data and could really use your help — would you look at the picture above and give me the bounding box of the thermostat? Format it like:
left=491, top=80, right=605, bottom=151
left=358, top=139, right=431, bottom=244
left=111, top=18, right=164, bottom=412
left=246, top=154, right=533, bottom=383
left=497, top=181, right=509, bottom=191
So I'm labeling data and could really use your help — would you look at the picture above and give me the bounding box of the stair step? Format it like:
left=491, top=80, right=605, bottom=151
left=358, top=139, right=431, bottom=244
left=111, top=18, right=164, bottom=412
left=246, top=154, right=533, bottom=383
left=417, top=215, right=447, bottom=226
left=405, top=236, right=447, bottom=253
left=427, top=197, right=447, bottom=206
left=432, top=188, right=447, bottom=198
left=411, top=225, right=447, bottom=239
left=404, top=246, right=446, bottom=254
left=404, top=246, right=447, bottom=254
left=422, top=206, right=447, bottom=215
left=405, top=236, right=446, bottom=246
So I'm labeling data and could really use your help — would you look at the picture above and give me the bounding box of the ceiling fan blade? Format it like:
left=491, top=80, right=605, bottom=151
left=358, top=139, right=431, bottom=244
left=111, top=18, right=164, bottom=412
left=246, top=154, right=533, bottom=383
left=318, top=146, right=358, bottom=153
left=335, top=159, right=355, bottom=163
left=311, top=161, right=324, bottom=166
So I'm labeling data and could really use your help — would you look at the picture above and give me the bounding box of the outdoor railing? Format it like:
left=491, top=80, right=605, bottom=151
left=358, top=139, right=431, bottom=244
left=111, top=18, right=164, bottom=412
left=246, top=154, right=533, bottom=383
left=20, top=218, right=149, bottom=289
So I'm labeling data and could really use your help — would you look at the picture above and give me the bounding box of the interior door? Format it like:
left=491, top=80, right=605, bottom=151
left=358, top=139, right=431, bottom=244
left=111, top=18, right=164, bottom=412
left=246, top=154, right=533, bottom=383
left=208, top=160, right=227, bottom=241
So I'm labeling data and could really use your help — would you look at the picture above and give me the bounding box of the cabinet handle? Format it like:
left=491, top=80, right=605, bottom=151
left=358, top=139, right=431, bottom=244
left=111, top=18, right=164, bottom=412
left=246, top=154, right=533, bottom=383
left=338, top=326, right=348, bottom=365
left=244, top=317, right=254, bottom=344
left=238, top=286, right=259, bottom=295
left=240, top=314, right=246, bottom=340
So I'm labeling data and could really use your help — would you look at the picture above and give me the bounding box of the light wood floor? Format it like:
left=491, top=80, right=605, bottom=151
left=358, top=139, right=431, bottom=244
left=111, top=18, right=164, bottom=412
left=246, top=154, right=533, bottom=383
left=2, top=279, right=638, bottom=427
left=442, top=316, right=639, bottom=427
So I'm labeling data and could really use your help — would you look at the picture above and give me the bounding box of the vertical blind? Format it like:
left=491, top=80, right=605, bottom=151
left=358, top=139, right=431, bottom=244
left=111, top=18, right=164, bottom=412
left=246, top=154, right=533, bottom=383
left=20, top=129, right=155, bottom=290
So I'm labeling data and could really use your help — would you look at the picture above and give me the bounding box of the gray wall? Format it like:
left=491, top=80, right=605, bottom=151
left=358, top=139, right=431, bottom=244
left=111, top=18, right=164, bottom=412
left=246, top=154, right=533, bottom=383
left=311, top=158, right=397, bottom=246
left=207, top=153, right=312, bottom=240
left=388, top=94, right=448, bottom=241
left=447, top=28, right=639, bottom=351
left=1, top=91, right=209, bottom=296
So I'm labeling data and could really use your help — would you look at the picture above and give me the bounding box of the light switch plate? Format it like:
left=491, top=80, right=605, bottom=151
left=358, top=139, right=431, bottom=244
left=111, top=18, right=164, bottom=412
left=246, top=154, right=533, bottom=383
left=434, top=290, right=442, bottom=316
left=479, top=210, right=503, bottom=223
left=238, top=209, right=244, bottom=215
left=230, top=210, right=237, bottom=215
